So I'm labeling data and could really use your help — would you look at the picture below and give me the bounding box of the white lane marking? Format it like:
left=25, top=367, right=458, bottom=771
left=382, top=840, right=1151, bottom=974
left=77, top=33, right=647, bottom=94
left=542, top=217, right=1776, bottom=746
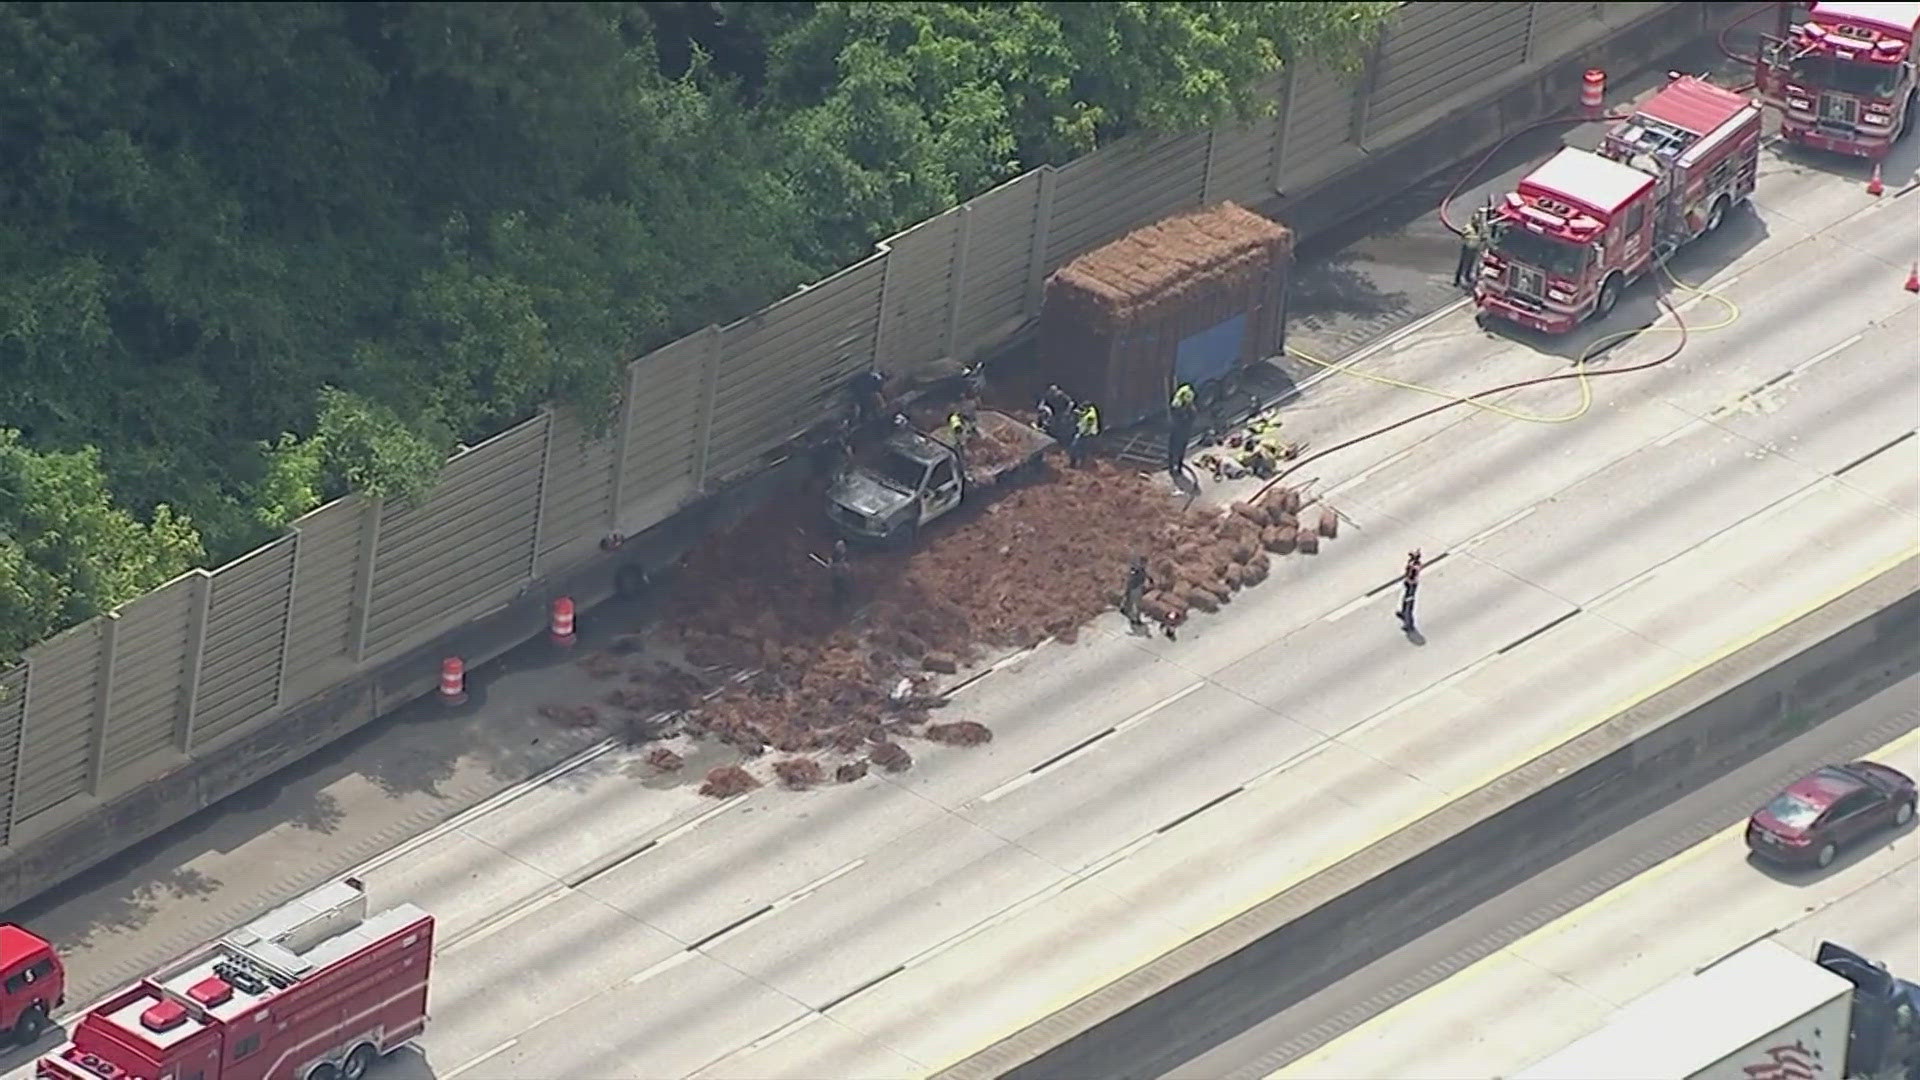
left=775, top=859, right=866, bottom=910
left=445, top=1038, right=518, bottom=1079
left=900, top=877, right=1079, bottom=970
left=1077, top=833, right=1161, bottom=880
left=358, top=740, right=621, bottom=877
left=1113, top=681, right=1208, bottom=735
left=1654, top=417, right=1710, bottom=448
left=1322, top=593, right=1375, bottom=623
left=978, top=681, right=1207, bottom=804
left=1668, top=274, right=1739, bottom=317
left=1242, top=739, right=1341, bottom=791
left=1323, top=446, right=1416, bottom=499
left=1790, top=332, right=1863, bottom=378
left=1337, top=657, right=1495, bottom=745
left=652, top=794, right=749, bottom=847
left=624, top=948, right=698, bottom=987
left=443, top=888, right=573, bottom=956
left=1456, top=506, right=1537, bottom=552
left=742, top=1011, right=827, bottom=1056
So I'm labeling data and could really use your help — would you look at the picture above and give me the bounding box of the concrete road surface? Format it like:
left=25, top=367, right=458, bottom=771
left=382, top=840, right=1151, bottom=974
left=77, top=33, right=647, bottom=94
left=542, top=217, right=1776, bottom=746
left=6, top=106, right=1918, bottom=1080
left=1268, top=720, right=1920, bottom=1080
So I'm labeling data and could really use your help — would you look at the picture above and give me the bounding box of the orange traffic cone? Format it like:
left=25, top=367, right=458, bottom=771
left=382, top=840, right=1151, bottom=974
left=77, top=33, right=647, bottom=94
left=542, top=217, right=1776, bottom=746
left=1867, top=164, right=1884, bottom=196
left=1904, top=262, right=1918, bottom=293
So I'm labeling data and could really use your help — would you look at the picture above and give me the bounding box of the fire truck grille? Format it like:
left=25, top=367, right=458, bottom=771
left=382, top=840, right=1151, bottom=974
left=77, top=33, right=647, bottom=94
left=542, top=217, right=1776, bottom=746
left=1817, top=93, right=1857, bottom=129
left=1510, top=265, right=1546, bottom=305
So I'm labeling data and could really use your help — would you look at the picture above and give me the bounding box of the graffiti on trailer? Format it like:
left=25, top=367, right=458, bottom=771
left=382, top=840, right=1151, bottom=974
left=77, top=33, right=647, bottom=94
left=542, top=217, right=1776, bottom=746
left=1742, top=1040, right=1822, bottom=1080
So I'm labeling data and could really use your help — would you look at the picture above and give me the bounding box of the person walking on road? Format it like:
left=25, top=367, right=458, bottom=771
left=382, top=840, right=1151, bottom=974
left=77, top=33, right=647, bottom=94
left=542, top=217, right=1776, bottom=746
left=828, top=539, right=853, bottom=610
left=1397, top=549, right=1423, bottom=632
left=1038, top=384, right=1073, bottom=442
left=1167, top=383, right=1197, bottom=477
left=1454, top=202, right=1493, bottom=290
left=1070, top=401, right=1100, bottom=467
left=1120, top=556, right=1151, bottom=631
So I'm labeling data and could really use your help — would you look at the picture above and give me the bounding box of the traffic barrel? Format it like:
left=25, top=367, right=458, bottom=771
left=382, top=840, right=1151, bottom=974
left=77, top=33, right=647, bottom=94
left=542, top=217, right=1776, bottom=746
left=1581, top=69, right=1606, bottom=117
left=550, top=596, right=578, bottom=648
left=1867, top=164, right=1884, bottom=197
left=1905, top=263, right=1918, bottom=293
left=438, top=657, right=468, bottom=706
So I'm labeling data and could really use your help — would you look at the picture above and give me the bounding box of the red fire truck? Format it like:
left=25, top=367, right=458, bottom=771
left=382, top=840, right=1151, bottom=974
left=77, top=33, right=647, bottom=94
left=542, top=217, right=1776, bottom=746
left=38, top=878, right=432, bottom=1080
left=2, top=924, right=66, bottom=1045
left=1756, top=1, right=1920, bottom=159
left=1475, top=75, right=1763, bottom=334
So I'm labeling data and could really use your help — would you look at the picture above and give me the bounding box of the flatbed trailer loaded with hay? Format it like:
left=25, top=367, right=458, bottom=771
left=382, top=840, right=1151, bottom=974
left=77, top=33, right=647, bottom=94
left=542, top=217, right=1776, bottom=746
left=825, top=408, right=1053, bottom=544
left=1040, top=202, right=1293, bottom=428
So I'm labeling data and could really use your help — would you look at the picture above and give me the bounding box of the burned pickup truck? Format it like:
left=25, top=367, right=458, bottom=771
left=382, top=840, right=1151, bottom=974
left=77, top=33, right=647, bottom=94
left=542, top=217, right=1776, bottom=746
left=826, top=409, right=1053, bottom=544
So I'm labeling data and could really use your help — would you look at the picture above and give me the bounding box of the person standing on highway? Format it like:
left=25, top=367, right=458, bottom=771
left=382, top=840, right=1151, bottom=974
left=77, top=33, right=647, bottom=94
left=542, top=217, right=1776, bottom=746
left=1120, top=555, right=1151, bottom=632
left=828, top=539, right=853, bottom=610
left=1070, top=401, right=1100, bottom=467
left=1167, top=383, right=1196, bottom=477
left=1453, top=201, right=1492, bottom=290
left=1397, top=549, right=1423, bottom=632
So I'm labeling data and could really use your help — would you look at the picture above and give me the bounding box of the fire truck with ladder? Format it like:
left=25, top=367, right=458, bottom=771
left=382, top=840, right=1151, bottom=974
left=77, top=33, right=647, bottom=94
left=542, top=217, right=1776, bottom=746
left=1474, top=74, right=1762, bottom=334
left=1756, top=0, right=1920, bottom=159
left=37, top=877, right=433, bottom=1080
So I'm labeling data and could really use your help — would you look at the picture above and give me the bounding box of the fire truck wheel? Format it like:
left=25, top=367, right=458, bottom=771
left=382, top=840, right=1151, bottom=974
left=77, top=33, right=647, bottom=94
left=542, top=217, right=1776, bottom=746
left=307, top=1064, right=342, bottom=1080
left=10, top=1002, right=46, bottom=1044
left=1902, top=90, right=1916, bottom=138
left=1596, top=274, right=1623, bottom=319
left=1705, top=196, right=1730, bottom=234
left=343, top=1044, right=378, bottom=1079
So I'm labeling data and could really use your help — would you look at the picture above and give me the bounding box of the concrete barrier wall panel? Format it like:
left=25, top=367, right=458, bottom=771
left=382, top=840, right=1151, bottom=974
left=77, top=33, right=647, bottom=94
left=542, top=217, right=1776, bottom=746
left=880, top=210, right=960, bottom=370
left=1206, top=111, right=1284, bottom=208
left=281, top=499, right=366, bottom=703
left=619, top=331, right=708, bottom=517
left=954, top=172, right=1043, bottom=347
left=1277, top=63, right=1362, bottom=190
left=98, top=578, right=195, bottom=778
left=0, top=666, right=25, bottom=843
left=704, top=257, right=885, bottom=481
left=1533, top=2, right=1605, bottom=56
left=193, top=536, right=297, bottom=747
left=16, top=623, right=103, bottom=822
left=538, top=409, right=617, bottom=561
left=1367, top=3, right=1533, bottom=136
left=363, top=420, right=546, bottom=659
left=1044, top=131, right=1211, bottom=271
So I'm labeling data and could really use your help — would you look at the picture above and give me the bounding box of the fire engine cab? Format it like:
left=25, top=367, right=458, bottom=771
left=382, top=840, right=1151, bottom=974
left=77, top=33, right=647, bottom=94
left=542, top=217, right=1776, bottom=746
left=1757, top=0, right=1920, bottom=159
left=1476, top=75, right=1762, bottom=334
left=2, top=924, right=65, bottom=1046
left=38, top=877, right=432, bottom=1080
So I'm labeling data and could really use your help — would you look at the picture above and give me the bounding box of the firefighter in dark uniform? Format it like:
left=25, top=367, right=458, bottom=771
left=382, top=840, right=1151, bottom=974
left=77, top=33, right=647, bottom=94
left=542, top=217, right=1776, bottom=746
left=1121, top=556, right=1150, bottom=631
left=1397, top=549, right=1423, bottom=631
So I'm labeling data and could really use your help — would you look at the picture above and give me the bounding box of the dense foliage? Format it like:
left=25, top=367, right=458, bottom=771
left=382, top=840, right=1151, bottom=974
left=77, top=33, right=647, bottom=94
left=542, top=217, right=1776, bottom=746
left=0, top=0, right=1393, bottom=659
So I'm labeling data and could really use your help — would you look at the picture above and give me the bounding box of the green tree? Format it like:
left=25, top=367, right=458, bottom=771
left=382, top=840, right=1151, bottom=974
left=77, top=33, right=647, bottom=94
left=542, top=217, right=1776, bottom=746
left=0, top=430, right=205, bottom=660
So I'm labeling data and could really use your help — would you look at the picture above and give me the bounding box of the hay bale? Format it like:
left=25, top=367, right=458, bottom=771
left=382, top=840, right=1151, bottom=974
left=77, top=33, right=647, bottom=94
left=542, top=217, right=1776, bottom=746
left=925, top=721, right=993, bottom=746
left=835, top=761, right=870, bottom=784
left=773, top=757, right=825, bottom=789
left=699, top=766, right=761, bottom=798
left=1242, top=558, right=1270, bottom=586
left=645, top=747, right=684, bottom=772
left=1267, top=525, right=1298, bottom=554
left=870, top=741, right=914, bottom=773
left=922, top=651, right=960, bottom=674
left=1297, top=528, right=1320, bottom=554
left=1232, top=501, right=1270, bottom=527
left=1229, top=540, right=1257, bottom=564
left=1221, top=564, right=1245, bottom=590
left=1318, top=506, right=1340, bottom=538
left=1048, top=203, right=1292, bottom=326
left=1184, top=587, right=1219, bottom=613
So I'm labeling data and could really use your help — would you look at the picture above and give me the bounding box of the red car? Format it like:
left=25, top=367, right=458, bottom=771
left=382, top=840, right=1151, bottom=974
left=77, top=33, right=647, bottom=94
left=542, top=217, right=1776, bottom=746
left=1747, top=760, right=1918, bottom=869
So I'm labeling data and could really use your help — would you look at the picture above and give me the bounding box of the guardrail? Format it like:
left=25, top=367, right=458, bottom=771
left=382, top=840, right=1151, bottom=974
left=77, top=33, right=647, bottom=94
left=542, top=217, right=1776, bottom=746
left=0, top=2, right=1679, bottom=852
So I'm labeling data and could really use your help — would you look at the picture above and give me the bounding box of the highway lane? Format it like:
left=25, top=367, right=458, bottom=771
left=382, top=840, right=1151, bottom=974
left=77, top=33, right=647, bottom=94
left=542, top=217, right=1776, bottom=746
left=1264, top=718, right=1920, bottom=1080
left=374, top=161, right=1913, bottom=1077
left=7, top=122, right=1917, bottom=1080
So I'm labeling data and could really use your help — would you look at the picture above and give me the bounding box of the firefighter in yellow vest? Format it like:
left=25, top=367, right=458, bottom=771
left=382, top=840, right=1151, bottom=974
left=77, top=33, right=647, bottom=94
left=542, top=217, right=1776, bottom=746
left=1070, top=402, right=1100, bottom=466
left=1167, top=383, right=1197, bottom=476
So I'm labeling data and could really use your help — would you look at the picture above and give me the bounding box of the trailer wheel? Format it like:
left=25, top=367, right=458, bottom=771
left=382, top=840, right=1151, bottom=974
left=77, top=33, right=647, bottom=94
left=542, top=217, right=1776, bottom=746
left=10, top=1002, right=45, bottom=1045
left=342, top=1044, right=379, bottom=1080
left=1595, top=273, right=1624, bottom=320
left=1705, top=195, right=1730, bottom=234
